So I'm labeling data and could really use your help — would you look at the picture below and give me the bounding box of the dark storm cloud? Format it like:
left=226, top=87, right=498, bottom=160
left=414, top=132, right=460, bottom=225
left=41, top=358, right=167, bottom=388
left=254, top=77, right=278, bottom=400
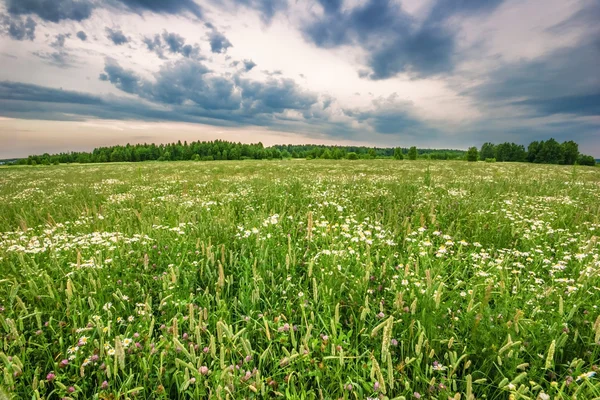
left=4, top=0, right=94, bottom=22
left=207, top=28, right=232, bottom=54
left=303, top=0, right=506, bottom=79
left=0, top=14, right=36, bottom=41
left=105, top=27, right=129, bottom=45
left=76, top=30, right=87, bottom=41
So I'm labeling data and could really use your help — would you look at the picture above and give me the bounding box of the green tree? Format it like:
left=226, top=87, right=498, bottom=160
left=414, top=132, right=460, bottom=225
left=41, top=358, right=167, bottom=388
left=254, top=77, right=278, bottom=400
left=577, top=154, right=596, bottom=166
left=467, top=147, right=478, bottom=162
left=368, top=148, right=377, bottom=159
left=408, top=146, right=418, bottom=160
left=479, top=142, right=495, bottom=160
left=537, top=138, right=563, bottom=164
left=393, top=147, right=404, bottom=160
left=347, top=152, right=358, bottom=160
left=527, top=141, right=542, bottom=163
left=561, top=141, right=579, bottom=165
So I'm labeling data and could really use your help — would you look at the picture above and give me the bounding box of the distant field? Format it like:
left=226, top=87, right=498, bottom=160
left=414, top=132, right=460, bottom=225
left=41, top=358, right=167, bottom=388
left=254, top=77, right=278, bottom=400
left=1, top=160, right=599, bottom=399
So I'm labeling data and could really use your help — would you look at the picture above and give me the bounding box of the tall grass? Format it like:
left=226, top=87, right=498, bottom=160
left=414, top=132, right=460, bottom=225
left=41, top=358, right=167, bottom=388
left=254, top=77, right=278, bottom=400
left=0, top=159, right=599, bottom=399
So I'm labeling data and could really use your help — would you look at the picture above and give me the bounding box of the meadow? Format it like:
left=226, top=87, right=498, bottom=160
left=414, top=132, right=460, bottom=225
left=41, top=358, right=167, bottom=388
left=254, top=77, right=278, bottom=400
left=0, top=159, right=599, bottom=399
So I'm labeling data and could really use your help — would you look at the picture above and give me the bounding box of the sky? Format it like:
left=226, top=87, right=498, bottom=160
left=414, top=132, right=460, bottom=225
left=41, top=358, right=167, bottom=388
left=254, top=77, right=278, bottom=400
left=0, top=0, right=599, bottom=158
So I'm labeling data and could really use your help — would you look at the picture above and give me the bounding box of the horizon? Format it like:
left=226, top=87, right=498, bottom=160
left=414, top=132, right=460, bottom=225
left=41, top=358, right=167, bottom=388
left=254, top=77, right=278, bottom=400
left=1, top=0, right=599, bottom=158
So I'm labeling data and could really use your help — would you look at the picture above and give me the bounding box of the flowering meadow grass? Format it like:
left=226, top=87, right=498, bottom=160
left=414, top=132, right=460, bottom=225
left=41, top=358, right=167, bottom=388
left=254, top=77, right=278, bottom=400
left=1, top=159, right=599, bottom=399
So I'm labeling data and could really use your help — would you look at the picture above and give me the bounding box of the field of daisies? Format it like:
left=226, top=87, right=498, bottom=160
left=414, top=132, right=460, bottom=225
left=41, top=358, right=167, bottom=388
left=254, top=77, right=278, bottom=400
left=1, top=159, right=599, bottom=399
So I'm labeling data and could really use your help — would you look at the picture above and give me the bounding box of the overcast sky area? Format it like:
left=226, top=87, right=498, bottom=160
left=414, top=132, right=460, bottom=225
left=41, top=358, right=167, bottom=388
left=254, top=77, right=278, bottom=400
left=0, top=0, right=599, bottom=158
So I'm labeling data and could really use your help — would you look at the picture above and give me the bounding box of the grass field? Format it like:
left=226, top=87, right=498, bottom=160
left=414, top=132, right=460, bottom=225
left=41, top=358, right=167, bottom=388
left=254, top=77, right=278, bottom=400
left=1, top=160, right=599, bottom=399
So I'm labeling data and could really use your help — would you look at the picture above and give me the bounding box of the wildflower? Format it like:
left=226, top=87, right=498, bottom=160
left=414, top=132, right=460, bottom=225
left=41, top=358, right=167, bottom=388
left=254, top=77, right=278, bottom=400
left=59, top=359, right=69, bottom=368
left=46, top=372, right=56, bottom=381
left=107, top=349, right=116, bottom=356
left=101, top=380, right=109, bottom=390
left=68, top=386, right=75, bottom=393
left=414, top=392, right=421, bottom=399
left=199, top=366, right=209, bottom=375
left=565, top=376, right=573, bottom=386
left=128, top=315, right=134, bottom=322
left=123, top=338, right=132, bottom=347
left=374, top=381, right=380, bottom=392
left=79, top=336, right=88, bottom=345
left=432, top=361, right=447, bottom=371
left=345, top=384, right=353, bottom=391
left=576, top=371, right=596, bottom=381
left=377, top=312, right=385, bottom=318
left=391, top=339, right=398, bottom=346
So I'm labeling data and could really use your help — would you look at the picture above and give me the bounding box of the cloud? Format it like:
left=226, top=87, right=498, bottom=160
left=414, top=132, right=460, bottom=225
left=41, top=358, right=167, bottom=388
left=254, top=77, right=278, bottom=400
left=243, top=59, right=257, bottom=72
left=341, top=93, right=431, bottom=136
left=228, top=0, right=286, bottom=23
left=100, top=58, right=143, bottom=93
left=0, top=14, right=36, bottom=41
left=470, top=38, right=600, bottom=118
left=98, top=57, right=320, bottom=118
left=114, top=0, right=203, bottom=18
left=161, top=31, right=185, bottom=53
left=0, top=81, right=102, bottom=104
left=3, top=0, right=206, bottom=24
left=52, top=33, right=68, bottom=48
left=142, top=31, right=201, bottom=59
left=206, top=25, right=232, bottom=54
left=33, top=33, right=75, bottom=67
left=5, top=0, right=94, bottom=22
left=302, top=0, right=506, bottom=79
left=76, top=30, right=87, bottom=41
left=33, top=50, right=73, bottom=68
left=142, top=35, right=164, bottom=57
left=105, top=27, right=129, bottom=45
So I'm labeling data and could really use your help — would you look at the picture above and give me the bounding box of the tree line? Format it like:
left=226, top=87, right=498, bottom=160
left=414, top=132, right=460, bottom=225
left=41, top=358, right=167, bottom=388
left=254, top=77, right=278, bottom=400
left=466, top=139, right=596, bottom=165
left=11, top=141, right=465, bottom=165
left=8, top=138, right=596, bottom=166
